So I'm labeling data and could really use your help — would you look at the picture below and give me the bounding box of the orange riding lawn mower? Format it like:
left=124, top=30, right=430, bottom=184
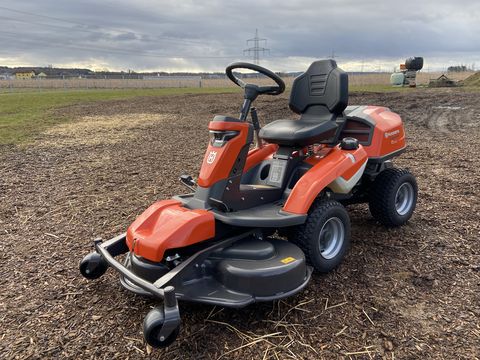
left=80, top=60, right=417, bottom=348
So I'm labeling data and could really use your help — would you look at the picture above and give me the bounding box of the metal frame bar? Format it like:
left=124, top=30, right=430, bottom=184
left=93, top=230, right=255, bottom=299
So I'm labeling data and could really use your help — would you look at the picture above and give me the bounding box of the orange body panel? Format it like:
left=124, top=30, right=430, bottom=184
left=341, top=155, right=368, bottom=180
left=283, top=146, right=368, bottom=214
left=126, top=200, right=215, bottom=262
left=304, top=146, right=333, bottom=166
left=244, top=143, right=278, bottom=173
left=362, top=106, right=406, bottom=158
left=197, top=121, right=251, bottom=188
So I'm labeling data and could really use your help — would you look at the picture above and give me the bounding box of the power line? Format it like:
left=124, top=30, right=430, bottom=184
left=243, top=29, right=269, bottom=65
left=0, top=15, right=205, bottom=46
left=0, top=30, right=239, bottom=60
left=0, top=5, right=94, bottom=27
left=0, top=5, right=207, bottom=46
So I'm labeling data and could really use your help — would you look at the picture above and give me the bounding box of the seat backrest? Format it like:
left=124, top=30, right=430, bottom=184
left=289, top=60, right=348, bottom=118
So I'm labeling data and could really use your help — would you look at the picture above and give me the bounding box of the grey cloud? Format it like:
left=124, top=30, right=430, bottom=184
left=112, top=32, right=138, bottom=41
left=0, top=0, right=478, bottom=71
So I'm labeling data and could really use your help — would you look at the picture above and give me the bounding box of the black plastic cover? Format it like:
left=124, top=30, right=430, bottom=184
left=289, top=59, right=348, bottom=115
left=212, top=239, right=275, bottom=260
left=340, top=137, right=359, bottom=150
left=216, top=239, right=308, bottom=297
left=260, top=116, right=338, bottom=147
left=259, top=60, right=348, bottom=147
left=129, top=254, right=170, bottom=282
left=405, top=57, right=424, bottom=71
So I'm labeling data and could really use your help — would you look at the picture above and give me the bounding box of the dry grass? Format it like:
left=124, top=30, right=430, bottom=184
left=37, top=113, right=173, bottom=148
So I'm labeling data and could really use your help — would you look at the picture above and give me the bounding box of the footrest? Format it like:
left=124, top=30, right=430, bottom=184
left=212, top=202, right=307, bottom=227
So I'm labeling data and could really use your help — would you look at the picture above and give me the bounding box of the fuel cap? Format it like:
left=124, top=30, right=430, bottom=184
left=340, top=137, right=359, bottom=150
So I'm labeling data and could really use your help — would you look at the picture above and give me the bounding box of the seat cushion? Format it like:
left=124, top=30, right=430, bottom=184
left=259, top=119, right=338, bottom=147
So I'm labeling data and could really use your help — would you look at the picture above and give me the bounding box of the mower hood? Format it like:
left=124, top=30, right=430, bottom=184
left=126, top=199, right=215, bottom=262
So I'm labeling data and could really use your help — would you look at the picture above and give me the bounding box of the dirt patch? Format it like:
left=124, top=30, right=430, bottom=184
left=34, top=113, right=175, bottom=148
left=0, top=89, right=479, bottom=359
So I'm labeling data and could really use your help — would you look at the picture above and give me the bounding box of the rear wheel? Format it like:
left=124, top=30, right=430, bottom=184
left=290, top=200, right=351, bottom=273
left=369, top=168, right=417, bottom=227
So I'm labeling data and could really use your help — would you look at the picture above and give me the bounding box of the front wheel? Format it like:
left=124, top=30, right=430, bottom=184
left=79, top=252, right=108, bottom=280
left=369, top=168, right=418, bottom=227
left=290, top=200, right=351, bottom=273
left=143, top=307, right=180, bottom=348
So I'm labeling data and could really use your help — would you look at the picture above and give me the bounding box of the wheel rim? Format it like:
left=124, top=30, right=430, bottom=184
left=395, top=182, right=415, bottom=216
left=318, top=217, right=345, bottom=260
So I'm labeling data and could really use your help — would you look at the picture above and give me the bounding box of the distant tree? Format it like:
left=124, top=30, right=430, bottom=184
left=447, top=65, right=468, bottom=72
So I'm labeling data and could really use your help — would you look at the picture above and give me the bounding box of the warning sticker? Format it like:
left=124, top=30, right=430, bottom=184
left=280, top=257, right=295, bottom=264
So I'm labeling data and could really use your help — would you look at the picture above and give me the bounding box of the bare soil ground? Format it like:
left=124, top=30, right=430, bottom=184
left=1, top=89, right=479, bottom=359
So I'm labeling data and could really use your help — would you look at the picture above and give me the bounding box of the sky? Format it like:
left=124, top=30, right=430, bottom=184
left=0, top=0, right=479, bottom=73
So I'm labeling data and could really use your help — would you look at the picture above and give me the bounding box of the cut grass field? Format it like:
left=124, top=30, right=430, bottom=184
left=0, top=87, right=238, bottom=145
left=1, top=84, right=476, bottom=146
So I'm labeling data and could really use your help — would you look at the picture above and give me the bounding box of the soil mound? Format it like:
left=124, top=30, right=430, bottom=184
left=461, top=71, right=480, bottom=86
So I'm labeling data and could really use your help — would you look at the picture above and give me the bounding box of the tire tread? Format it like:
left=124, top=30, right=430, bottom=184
left=369, top=167, right=417, bottom=227
left=290, top=199, right=350, bottom=272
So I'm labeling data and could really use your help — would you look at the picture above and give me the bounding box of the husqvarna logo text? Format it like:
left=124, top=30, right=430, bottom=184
left=207, top=151, right=217, bottom=164
left=385, top=129, right=400, bottom=138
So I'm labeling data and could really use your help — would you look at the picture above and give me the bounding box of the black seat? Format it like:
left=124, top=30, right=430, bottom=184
left=259, top=60, right=348, bottom=147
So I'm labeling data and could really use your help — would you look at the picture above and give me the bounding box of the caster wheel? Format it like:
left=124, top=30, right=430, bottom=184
left=79, top=252, right=108, bottom=280
left=143, top=307, right=180, bottom=348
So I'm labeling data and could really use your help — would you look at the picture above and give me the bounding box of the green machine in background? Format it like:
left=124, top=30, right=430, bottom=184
left=391, top=57, right=424, bottom=87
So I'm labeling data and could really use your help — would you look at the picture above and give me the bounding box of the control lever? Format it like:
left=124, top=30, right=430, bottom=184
left=179, top=175, right=196, bottom=192
left=250, top=107, right=263, bottom=148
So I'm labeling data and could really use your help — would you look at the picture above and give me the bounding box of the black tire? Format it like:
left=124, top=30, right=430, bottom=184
left=290, top=200, right=351, bottom=273
left=143, top=308, right=180, bottom=348
left=79, top=252, right=108, bottom=280
left=369, top=168, right=417, bottom=227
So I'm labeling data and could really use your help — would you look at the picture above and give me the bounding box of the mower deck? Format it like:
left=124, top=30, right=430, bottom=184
left=96, top=231, right=312, bottom=308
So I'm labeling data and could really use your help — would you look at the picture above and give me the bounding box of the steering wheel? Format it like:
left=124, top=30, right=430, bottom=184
left=226, top=62, right=286, bottom=96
